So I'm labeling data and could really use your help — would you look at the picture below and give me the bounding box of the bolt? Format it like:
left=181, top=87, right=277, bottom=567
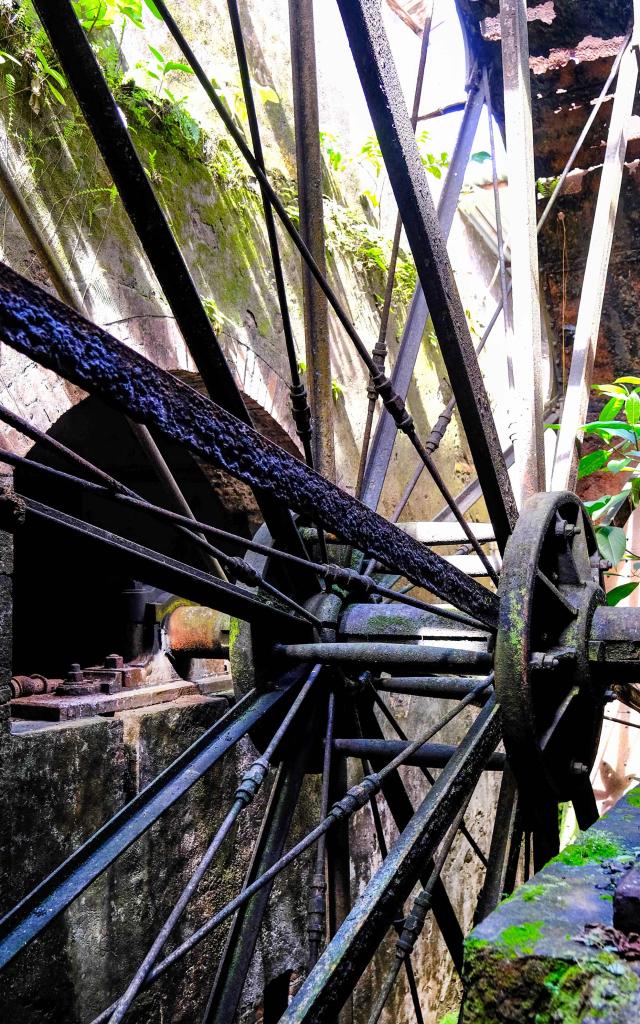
left=555, top=519, right=581, bottom=540
left=570, top=760, right=589, bottom=776
left=530, top=652, right=559, bottom=670
left=67, top=662, right=83, bottom=682
left=104, top=653, right=124, bottom=670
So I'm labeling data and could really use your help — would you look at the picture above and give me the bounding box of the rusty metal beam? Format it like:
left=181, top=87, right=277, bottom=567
left=0, top=262, right=498, bottom=627
left=289, top=0, right=335, bottom=481
left=336, top=0, right=516, bottom=551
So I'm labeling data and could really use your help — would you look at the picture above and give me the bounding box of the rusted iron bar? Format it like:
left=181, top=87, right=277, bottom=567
left=356, top=0, right=434, bottom=498
left=226, top=0, right=313, bottom=466
left=202, top=736, right=314, bottom=1024
left=366, top=791, right=475, bottom=1024
left=336, top=0, right=516, bottom=551
left=275, top=642, right=493, bottom=673
left=0, top=262, right=498, bottom=627
left=32, top=0, right=303, bottom=560
left=288, top=0, right=335, bottom=480
left=360, top=77, right=485, bottom=513
left=6, top=494, right=311, bottom=630
left=0, top=445, right=492, bottom=631
left=280, top=698, right=501, bottom=1022
left=552, top=24, right=640, bottom=490
left=91, top=686, right=493, bottom=1019
left=375, top=677, right=491, bottom=702
left=307, top=693, right=336, bottom=968
left=499, top=0, right=545, bottom=501
left=107, top=670, right=320, bottom=1024
left=474, top=768, right=519, bottom=921
left=334, top=738, right=505, bottom=771
left=0, top=686, right=295, bottom=969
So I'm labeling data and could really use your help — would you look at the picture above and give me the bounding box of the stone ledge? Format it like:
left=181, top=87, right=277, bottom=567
left=462, top=788, right=640, bottom=1023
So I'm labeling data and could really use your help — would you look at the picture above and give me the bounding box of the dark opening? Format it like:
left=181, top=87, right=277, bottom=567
left=263, top=970, right=293, bottom=1023
left=12, top=394, right=253, bottom=677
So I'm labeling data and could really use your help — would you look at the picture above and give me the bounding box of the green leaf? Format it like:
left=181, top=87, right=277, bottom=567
left=626, top=392, right=640, bottom=426
left=599, top=397, right=624, bottom=421
left=163, top=61, right=193, bottom=74
left=0, top=51, right=21, bottom=67
left=46, top=81, right=66, bottom=105
left=607, top=458, right=632, bottom=473
left=45, top=66, right=67, bottom=89
left=148, top=44, right=165, bottom=63
left=606, top=582, right=639, bottom=606
left=143, top=0, right=163, bottom=17
left=578, top=449, right=608, bottom=479
left=616, top=376, right=640, bottom=386
left=594, top=383, right=627, bottom=397
left=596, top=525, right=627, bottom=565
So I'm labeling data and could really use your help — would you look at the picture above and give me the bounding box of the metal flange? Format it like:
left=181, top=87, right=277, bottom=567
left=495, top=491, right=605, bottom=831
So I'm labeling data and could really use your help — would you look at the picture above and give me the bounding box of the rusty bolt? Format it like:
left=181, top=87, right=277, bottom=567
left=67, top=662, right=84, bottom=683
left=555, top=519, right=581, bottom=541
left=613, top=865, right=640, bottom=935
left=530, top=652, right=560, bottom=670
left=104, top=653, right=124, bottom=670
left=570, top=760, right=589, bottom=777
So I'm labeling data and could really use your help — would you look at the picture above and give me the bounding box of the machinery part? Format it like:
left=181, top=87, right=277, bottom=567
left=163, top=606, right=230, bottom=658
left=495, top=491, right=605, bottom=855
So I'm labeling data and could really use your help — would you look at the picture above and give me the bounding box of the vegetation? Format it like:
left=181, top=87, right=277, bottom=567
left=577, top=376, right=640, bottom=604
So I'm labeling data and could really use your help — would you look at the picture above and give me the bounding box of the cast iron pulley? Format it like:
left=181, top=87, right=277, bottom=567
left=495, top=490, right=605, bottom=850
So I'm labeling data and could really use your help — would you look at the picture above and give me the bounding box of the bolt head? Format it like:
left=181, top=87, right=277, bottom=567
left=570, top=760, right=589, bottom=776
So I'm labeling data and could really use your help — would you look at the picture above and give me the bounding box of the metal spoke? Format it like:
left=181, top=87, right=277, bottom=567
left=281, top=697, right=501, bottom=1022
left=0, top=262, right=498, bottom=625
left=355, top=0, right=434, bottom=498
left=202, top=737, right=314, bottom=1024
left=308, top=693, right=336, bottom=968
left=337, top=0, right=516, bottom=550
left=0, top=687, right=294, bottom=968
left=32, top=3, right=310, bottom=564
left=6, top=494, right=315, bottom=630
left=226, top=0, right=313, bottom=467
left=105, top=668, right=320, bottom=1024
left=367, top=791, right=475, bottom=1024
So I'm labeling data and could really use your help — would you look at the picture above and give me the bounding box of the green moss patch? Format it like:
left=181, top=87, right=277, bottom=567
left=496, top=921, right=544, bottom=955
left=552, top=831, right=622, bottom=867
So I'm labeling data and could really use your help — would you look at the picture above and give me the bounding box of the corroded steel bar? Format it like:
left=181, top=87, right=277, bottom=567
left=281, top=699, right=501, bottom=1022
left=0, top=687, right=292, bottom=968
left=276, top=642, right=492, bottom=673
left=32, top=0, right=304, bottom=562
left=334, top=738, right=505, bottom=770
left=337, top=0, right=516, bottom=550
left=289, top=0, right=335, bottom=480
left=0, top=263, right=498, bottom=627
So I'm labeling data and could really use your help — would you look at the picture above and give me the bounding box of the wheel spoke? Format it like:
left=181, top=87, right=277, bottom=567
left=280, top=698, right=501, bottom=1022
left=0, top=262, right=498, bottom=625
left=0, top=687, right=292, bottom=968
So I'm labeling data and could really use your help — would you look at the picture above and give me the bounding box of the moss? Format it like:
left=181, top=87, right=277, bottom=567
left=228, top=617, right=240, bottom=657
left=438, top=1012, right=459, bottom=1024
left=626, top=787, right=640, bottom=808
left=496, top=921, right=544, bottom=955
left=599, top=892, right=613, bottom=902
left=522, top=884, right=547, bottom=903
left=551, top=831, right=622, bottom=867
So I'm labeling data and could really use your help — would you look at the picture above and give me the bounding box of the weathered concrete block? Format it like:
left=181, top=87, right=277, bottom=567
left=462, top=788, right=640, bottom=1023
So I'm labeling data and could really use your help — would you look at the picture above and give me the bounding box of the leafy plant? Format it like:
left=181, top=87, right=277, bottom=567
left=577, top=375, right=640, bottom=600
left=32, top=45, right=67, bottom=107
